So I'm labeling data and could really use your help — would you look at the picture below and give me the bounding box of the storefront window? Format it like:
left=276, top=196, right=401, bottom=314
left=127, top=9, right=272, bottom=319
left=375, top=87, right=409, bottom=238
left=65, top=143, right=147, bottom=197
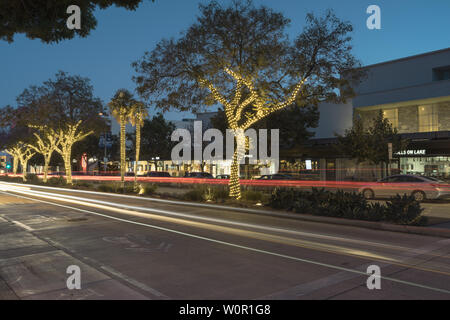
left=418, top=105, right=439, bottom=132
left=382, top=108, right=398, bottom=128
left=400, top=156, right=450, bottom=179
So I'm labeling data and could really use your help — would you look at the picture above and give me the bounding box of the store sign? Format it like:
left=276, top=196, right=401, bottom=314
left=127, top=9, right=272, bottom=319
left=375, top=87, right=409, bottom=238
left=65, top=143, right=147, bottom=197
left=395, top=149, right=426, bottom=156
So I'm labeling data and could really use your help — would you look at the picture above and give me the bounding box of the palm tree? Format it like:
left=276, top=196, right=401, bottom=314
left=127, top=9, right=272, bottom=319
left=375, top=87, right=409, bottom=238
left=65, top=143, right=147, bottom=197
left=108, top=89, right=134, bottom=188
left=129, top=101, right=149, bottom=189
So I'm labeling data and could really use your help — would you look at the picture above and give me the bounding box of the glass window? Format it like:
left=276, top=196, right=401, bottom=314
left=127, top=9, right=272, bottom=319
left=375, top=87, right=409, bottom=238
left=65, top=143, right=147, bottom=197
left=418, top=105, right=438, bottom=132
left=382, top=109, right=398, bottom=128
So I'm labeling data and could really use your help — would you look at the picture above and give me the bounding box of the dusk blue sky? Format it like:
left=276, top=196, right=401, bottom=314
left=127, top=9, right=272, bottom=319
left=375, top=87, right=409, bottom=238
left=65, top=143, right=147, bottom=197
left=1, top=0, right=450, bottom=122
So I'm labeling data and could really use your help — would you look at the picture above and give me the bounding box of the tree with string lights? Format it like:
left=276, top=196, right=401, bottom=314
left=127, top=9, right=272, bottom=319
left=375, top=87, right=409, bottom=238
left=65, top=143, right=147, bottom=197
left=5, top=142, right=36, bottom=181
left=54, top=121, right=93, bottom=185
left=133, top=1, right=363, bottom=199
left=27, top=126, right=59, bottom=183
left=108, top=89, right=134, bottom=188
left=129, top=100, right=149, bottom=189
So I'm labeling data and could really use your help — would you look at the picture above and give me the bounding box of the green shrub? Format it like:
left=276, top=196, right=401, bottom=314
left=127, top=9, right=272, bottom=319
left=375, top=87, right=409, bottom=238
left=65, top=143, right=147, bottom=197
left=385, top=195, right=426, bottom=225
left=269, top=188, right=426, bottom=226
left=97, top=182, right=136, bottom=194
left=139, top=183, right=158, bottom=196
left=241, top=190, right=263, bottom=202
left=97, top=184, right=115, bottom=192
left=0, top=175, right=22, bottom=183
left=182, top=185, right=229, bottom=202
left=72, top=181, right=93, bottom=189
left=183, top=188, right=204, bottom=202
left=25, top=173, right=40, bottom=183
left=48, top=176, right=66, bottom=186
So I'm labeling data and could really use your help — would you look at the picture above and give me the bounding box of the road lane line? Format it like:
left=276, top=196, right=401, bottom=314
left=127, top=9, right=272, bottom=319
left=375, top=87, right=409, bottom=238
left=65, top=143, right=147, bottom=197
left=2, top=191, right=450, bottom=296
left=10, top=220, right=34, bottom=231
left=5, top=188, right=450, bottom=276
left=8, top=188, right=427, bottom=253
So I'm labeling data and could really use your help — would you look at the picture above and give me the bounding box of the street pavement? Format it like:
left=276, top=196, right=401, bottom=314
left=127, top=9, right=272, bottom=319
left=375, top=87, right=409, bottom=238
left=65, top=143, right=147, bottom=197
left=0, top=182, right=449, bottom=300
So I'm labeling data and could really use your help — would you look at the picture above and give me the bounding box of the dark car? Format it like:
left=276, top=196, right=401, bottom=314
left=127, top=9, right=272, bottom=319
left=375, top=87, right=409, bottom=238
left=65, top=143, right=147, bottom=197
left=184, top=172, right=214, bottom=179
left=216, top=174, right=230, bottom=179
left=258, top=174, right=295, bottom=180
left=146, top=171, right=171, bottom=177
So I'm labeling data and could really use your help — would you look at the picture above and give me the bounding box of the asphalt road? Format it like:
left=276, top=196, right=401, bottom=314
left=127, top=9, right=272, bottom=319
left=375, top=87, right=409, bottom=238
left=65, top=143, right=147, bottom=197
left=0, top=181, right=449, bottom=300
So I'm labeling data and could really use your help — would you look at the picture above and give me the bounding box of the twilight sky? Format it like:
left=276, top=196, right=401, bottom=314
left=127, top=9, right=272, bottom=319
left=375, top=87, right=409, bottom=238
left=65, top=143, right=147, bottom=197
left=1, top=0, right=450, bottom=122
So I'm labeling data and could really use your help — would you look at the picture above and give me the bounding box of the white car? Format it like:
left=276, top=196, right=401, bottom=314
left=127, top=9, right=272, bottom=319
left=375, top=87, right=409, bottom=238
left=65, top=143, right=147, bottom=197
left=358, top=175, right=450, bottom=201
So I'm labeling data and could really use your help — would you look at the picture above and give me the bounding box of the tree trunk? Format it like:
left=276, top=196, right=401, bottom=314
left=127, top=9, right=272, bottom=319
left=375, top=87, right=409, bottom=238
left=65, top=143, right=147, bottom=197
left=21, top=159, right=28, bottom=181
left=120, top=116, right=126, bottom=189
left=43, top=156, right=50, bottom=183
left=64, top=148, right=73, bottom=185
left=134, top=124, right=141, bottom=188
left=229, top=149, right=241, bottom=199
left=228, top=130, right=245, bottom=199
left=13, top=157, right=18, bottom=175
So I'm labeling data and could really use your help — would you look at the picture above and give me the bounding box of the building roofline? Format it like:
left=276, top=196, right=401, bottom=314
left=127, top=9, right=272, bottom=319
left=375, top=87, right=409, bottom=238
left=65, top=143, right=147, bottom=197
left=362, top=47, right=450, bottom=69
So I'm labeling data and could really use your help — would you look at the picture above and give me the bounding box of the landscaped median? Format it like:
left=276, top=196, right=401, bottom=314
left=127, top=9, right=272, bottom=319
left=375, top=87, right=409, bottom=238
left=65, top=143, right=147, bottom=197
left=1, top=173, right=448, bottom=238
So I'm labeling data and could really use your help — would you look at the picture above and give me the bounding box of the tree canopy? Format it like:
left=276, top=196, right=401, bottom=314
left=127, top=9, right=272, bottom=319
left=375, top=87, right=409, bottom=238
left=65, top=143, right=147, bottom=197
left=10, top=71, right=107, bottom=133
left=133, top=0, right=362, bottom=117
left=132, top=0, right=363, bottom=198
left=0, top=0, right=151, bottom=43
left=128, top=113, right=175, bottom=161
left=336, top=110, right=409, bottom=165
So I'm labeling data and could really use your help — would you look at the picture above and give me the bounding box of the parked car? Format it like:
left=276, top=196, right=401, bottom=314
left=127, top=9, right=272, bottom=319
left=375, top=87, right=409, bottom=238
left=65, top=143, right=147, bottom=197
left=146, top=171, right=171, bottom=177
left=184, top=172, right=214, bottom=179
left=358, top=174, right=450, bottom=201
left=216, top=174, right=230, bottom=179
left=257, top=173, right=295, bottom=180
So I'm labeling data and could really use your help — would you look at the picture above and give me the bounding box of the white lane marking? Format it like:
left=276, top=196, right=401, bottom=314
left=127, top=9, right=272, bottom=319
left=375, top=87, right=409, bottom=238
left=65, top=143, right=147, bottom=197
left=7, top=188, right=415, bottom=253
left=0, top=181, right=285, bottom=214
left=99, top=265, right=169, bottom=299
left=2, top=190, right=450, bottom=296
left=10, top=219, right=34, bottom=231
left=261, top=239, right=450, bottom=299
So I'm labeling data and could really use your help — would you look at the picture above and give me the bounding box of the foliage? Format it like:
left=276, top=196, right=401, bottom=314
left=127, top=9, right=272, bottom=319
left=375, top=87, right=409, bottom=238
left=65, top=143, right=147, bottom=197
left=139, top=183, right=158, bottom=196
left=269, top=188, right=426, bottom=225
left=241, top=190, right=263, bottom=202
left=0, top=175, right=22, bottom=183
left=182, top=185, right=230, bottom=202
left=25, top=173, right=40, bottom=183
left=133, top=0, right=363, bottom=198
left=108, top=89, right=136, bottom=186
left=48, top=176, right=67, bottom=186
left=97, top=181, right=135, bottom=194
left=13, top=71, right=106, bottom=132
left=211, top=104, right=319, bottom=150
left=0, top=0, right=152, bottom=43
left=385, top=194, right=426, bottom=225
left=336, top=110, right=409, bottom=165
left=128, top=113, right=176, bottom=161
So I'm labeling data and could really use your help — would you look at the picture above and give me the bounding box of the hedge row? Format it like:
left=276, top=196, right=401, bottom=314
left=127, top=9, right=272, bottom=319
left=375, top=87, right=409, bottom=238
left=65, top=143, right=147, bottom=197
left=269, top=188, right=427, bottom=226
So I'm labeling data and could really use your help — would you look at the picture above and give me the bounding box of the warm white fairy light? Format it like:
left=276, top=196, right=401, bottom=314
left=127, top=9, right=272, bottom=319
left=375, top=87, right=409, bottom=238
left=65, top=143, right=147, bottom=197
left=200, top=68, right=307, bottom=199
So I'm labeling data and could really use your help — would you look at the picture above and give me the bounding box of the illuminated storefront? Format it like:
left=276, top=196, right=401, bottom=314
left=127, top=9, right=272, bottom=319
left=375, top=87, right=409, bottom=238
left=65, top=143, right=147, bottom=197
left=396, top=137, right=450, bottom=179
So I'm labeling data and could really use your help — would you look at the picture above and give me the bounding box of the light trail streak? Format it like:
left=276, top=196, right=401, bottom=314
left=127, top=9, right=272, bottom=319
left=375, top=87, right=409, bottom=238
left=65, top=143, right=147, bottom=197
left=1, top=189, right=450, bottom=296
left=2, top=182, right=450, bottom=277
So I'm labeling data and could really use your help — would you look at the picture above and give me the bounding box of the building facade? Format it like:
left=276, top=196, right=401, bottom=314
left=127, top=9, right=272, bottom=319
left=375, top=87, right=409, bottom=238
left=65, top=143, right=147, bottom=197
left=308, top=47, right=450, bottom=181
